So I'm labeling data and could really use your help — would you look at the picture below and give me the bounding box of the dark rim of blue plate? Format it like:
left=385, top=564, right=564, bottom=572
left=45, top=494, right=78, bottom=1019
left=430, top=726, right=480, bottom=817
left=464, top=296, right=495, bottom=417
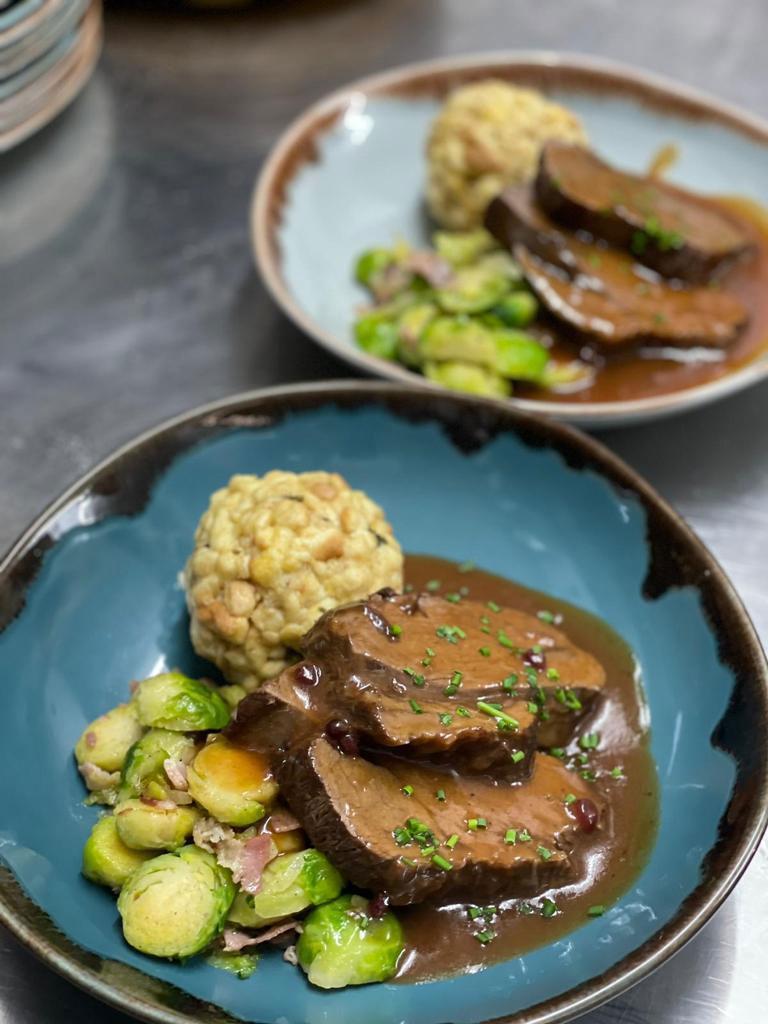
left=0, top=381, right=766, bottom=1024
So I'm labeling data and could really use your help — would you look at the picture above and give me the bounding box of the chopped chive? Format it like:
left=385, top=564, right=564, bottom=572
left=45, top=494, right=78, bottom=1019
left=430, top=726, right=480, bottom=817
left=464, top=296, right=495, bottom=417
left=456, top=706, right=471, bottom=718
left=481, top=626, right=491, bottom=634
left=401, top=785, right=414, bottom=797
left=393, top=827, right=411, bottom=846
left=412, top=674, right=425, bottom=687
left=474, top=929, right=495, bottom=945
left=564, top=793, right=577, bottom=805
left=518, top=901, right=534, bottom=915
left=458, top=561, right=475, bottom=573
left=541, top=898, right=557, bottom=918
left=409, top=699, right=423, bottom=714
left=391, top=624, right=402, bottom=637
left=399, top=856, right=417, bottom=867
left=611, top=766, right=625, bottom=779
left=527, top=702, right=539, bottom=714
left=555, top=687, right=583, bottom=711
left=504, top=829, right=517, bottom=845
left=510, top=750, right=525, bottom=764
left=588, top=905, right=606, bottom=917
left=497, top=630, right=516, bottom=650
left=468, top=906, right=484, bottom=920
left=421, top=845, right=436, bottom=856
left=445, top=592, right=462, bottom=604
left=576, top=753, right=589, bottom=765
left=467, top=817, right=488, bottom=831
left=487, top=601, right=501, bottom=613
left=546, top=667, right=560, bottom=681
left=483, top=701, right=503, bottom=711
left=480, top=615, right=490, bottom=625
left=537, top=610, right=555, bottom=624
left=580, top=770, right=596, bottom=781
left=503, top=674, right=518, bottom=691
left=479, top=646, right=491, bottom=657
left=445, top=834, right=460, bottom=849
left=477, top=700, right=519, bottom=730
left=579, top=732, right=600, bottom=750
left=436, top=788, right=446, bottom=802
left=532, top=644, right=542, bottom=654
left=432, top=853, right=453, bottom=871
left=438, top=712, right=453, bottom=726
left=436, top=624, right=466, bottom=644
left=426, top=580, right=441, bottom=592
left=550, top=747, right=565, bottom=759
left=518, top=828, right=532, bottom=843
left=537, top=845, right=553, bottom=861
left=421, top=658, right=432, bottom=667
left=459, top=587, right=470, bottom=597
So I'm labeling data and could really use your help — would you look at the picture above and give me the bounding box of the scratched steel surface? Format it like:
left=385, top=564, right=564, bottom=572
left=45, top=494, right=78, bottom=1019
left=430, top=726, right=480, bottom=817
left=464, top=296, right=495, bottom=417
left=1, top=0, right=766, bottom=1018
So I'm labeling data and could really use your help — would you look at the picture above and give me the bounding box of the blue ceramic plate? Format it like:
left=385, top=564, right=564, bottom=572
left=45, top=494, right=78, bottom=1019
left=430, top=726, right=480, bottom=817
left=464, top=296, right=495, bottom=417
left=0, top=382, right=766, bottom=1024
left=252, top=53, right=768, bottom=428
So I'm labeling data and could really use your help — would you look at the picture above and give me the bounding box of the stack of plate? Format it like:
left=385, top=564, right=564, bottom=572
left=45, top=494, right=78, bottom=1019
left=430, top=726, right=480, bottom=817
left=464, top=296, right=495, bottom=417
left=0, top=0, right=102, bottom=152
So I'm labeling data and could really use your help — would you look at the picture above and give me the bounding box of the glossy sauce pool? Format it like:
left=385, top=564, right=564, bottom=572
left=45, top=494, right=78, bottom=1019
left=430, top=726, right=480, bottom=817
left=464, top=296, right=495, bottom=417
left=395, top=555, right=659, bottom=983
left=521, top=197, right=768, bottom=404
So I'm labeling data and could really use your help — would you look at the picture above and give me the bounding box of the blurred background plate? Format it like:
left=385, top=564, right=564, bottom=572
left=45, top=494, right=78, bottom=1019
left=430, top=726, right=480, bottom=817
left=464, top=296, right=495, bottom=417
left=0, top=0, right=100, bottom=151
left=253, top=53, right=768, bottom=429
left=0, top=0, right=89, bottom=80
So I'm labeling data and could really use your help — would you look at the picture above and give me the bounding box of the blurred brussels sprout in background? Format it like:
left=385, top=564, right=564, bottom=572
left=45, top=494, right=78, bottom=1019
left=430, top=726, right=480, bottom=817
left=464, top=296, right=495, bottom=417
left=135, top=673, right=230, bottom=731
left=186, top=737, right=277, bottom=826
left=228, top=848, right=343, bottom=929
left=297, top=894, right=404, bottom=989
left=75, top=703, right=144, bottom=773
left=82, top=815, right=155, bottom=889
left=117, top=846, right=235, bottom=959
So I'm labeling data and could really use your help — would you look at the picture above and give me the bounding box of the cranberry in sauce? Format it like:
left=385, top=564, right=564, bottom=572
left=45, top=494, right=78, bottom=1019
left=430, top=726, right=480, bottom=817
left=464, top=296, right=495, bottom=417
left=325, top=718, right=360, bottom=756
left=523, top=648, right=547, bottom=670
left=367, top=893, right=390, bottom=918
left=571, top=797, right=599, bottom=832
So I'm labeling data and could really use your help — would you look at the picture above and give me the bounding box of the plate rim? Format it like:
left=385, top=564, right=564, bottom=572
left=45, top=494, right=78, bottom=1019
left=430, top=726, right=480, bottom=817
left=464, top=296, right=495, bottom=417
left=0, top=379, right=766, bottom=1024
left=250, top=50, right=768, bottom=427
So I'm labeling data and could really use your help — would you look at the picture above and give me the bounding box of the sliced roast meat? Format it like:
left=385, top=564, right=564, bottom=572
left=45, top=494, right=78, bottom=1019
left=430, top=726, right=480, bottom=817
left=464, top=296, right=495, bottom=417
left=535, top=142, right=753, bottom=283
left=485, top=187, right=747, bottom=349
left=278, top=738, right=600, bottom=904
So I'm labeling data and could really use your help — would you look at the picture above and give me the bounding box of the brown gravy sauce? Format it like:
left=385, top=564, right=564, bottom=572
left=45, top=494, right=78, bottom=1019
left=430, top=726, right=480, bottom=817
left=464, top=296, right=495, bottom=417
left=521, top=196, right=768, bottom=404
left=395, top=555, right=658, bottom=983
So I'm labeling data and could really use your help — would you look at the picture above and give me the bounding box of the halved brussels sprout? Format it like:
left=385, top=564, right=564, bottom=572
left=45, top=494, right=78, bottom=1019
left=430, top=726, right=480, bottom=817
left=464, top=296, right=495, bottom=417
left=82, top=815, right=156, bottom=889
left=424, top=361, right=510, bottom=398
left=436, top=265, right=511, bottom=314
left=421, top=316, right=497, bottom=366
left=228, top=849, right=343, bottom=929
left=354, top=316, right=399, bottom=360
left=206, top=950, right=259, bottom=979
left=120, top=728, right=196, bottom=801
left=134, top=673, right=230, bottom=732
left=186, top=737, right=277, bottom=826
left=354, top=248, right=394, bottom=287
left=117, top=846, right=235, bottom=959
left=434, top=229, right=497, bottom=268
left=114, top=798, right=199, bottom=851
left=75, top=703, right=144, bottom=773
left=396, top=303, right=437, bottom=366
left=492, top=329, right=549, bottom=382
left=297, top=894, right=404, bottom=989
left=491, top=291, right=538, bottom=329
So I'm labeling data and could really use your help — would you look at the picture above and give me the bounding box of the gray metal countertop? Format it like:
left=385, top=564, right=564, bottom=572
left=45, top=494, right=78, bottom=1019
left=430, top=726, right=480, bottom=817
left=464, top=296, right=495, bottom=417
left=1, top=0, right=766, bottom=1018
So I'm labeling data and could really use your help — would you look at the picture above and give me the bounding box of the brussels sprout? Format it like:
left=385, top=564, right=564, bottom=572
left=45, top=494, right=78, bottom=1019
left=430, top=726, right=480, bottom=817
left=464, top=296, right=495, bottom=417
left=219, top=684, right=247, bottom=711
left=134, top=673, right=230, bottom=732
left=421, top=316, right=497, bottom=366
left=433, top=229, right=497, bottom=267
left=540, top=359, right=595, bottom=390
left=229, top=849, right=343, bottom=928
left=436, top=265, right=511, bottom=314
left=492, top=329, right=549, bottom=382
left=354, top=248, right=394, bottom=286
left=120, top=729, right=196, bottom=800
left=117, top=846, right=235, bottom=959
left=424, top=361, right=511, bottom=397
left=491, top=291, right=538, bottom=329
left=186, top=737, right=277, bottom=826
left=354, top=316, right=399, bottom=360
left=75, top=703, right=144, bottom=773
left=115, top=798, right=199, bottom=851
left=297, top=895, right=404, bottom=989
left=476, top=250, right=523, bottom=283
left=206, top=950, right=259, bottom=979
left=82, top=815, right=155, bottom=889
left=396, top=303, right=437, bottom=367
